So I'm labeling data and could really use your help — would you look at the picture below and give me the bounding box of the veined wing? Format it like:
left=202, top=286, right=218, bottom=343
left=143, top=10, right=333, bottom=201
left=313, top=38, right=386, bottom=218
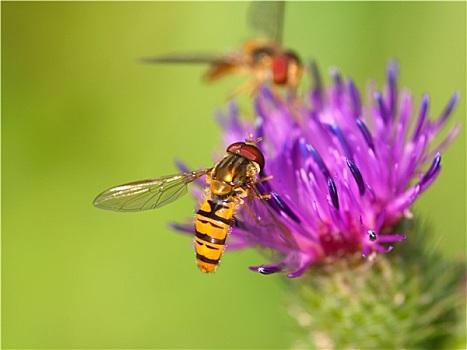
left=140, top=53, right=222, bottom=65
left=139, top=52, right=244, bottom=66
left=247, top=1, right=285, bottom=44
left=93, top=169, right=210, bottom=212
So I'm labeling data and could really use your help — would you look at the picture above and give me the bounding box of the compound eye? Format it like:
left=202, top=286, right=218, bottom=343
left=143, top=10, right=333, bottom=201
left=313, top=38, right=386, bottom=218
left=226, top=142, right=244, bottom=154
left=272, top=54, right=289, bottom=85
left=272, top=50, right=302, bottom=85
left=226, top=142, right=265, bottom=170
left=242, top=145, right=265, bottom=170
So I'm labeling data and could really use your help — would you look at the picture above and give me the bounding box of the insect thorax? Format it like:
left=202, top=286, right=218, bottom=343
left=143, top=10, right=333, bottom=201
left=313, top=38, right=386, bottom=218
left=209, top=153, right=259, bottom=198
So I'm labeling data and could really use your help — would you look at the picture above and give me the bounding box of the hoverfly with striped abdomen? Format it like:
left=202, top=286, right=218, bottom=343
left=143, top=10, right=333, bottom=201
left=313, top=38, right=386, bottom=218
left=140, top=2, right=303, bottom=95
left=93, top=136, right=299, bottom=273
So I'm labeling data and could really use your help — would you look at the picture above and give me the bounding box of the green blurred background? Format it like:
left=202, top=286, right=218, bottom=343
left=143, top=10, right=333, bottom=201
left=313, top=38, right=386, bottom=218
left=2, top=2, right=465, bottom=349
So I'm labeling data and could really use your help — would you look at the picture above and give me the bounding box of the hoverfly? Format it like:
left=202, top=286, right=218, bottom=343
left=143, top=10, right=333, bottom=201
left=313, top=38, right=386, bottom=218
left=140, top=2, right=303, bottom=95
left=93, top=137, right=299, bottom=273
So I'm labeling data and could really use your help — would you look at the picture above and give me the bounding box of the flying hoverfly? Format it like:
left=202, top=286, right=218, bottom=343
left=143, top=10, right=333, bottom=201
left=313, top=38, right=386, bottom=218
left=140, top=2, right=303, bottom=95
left=93, top=137, right=299, bottom=273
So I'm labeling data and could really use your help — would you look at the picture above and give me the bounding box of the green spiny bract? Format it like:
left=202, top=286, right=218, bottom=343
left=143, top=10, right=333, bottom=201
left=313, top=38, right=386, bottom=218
left=287, top=220, right=466, bottom=350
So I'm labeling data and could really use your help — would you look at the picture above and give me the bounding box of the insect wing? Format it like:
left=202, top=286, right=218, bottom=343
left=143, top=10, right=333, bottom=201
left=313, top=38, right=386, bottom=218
left=140, top=51, right=244, bottom=66
left=236, top=185, right=300, bottom=273
left=247, top=1, right=285, bottom=44
left=93, top=169, right=210, bottom=212
left=140, top=53, right=224, bottom=65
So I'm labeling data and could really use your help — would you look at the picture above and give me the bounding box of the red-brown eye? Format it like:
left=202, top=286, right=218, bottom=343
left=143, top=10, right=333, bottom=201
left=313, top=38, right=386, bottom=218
left=226, top=142, right=244, bottom=154
left=241, top=144, right=265, bottom=170
left=226, top=142, right=265, bottom=170
left=272, top=54, right=289, bottom=85
left=272, top=51, right=302, bottom=85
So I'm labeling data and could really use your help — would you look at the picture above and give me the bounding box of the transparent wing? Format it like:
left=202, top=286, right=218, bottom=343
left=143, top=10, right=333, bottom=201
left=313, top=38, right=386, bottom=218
left=139, top=53, right=222, bottom=65
left=234, top=184, right=300, bottom=274
left=93, top=169, right=210, bottom=212
left=139, top=52, right=243, bottom=66
left=247, top=1, right=285, bottom=44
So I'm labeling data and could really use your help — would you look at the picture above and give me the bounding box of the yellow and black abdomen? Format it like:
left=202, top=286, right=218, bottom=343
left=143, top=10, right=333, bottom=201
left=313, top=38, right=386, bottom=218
left=195, top=196, right=236, bottom=273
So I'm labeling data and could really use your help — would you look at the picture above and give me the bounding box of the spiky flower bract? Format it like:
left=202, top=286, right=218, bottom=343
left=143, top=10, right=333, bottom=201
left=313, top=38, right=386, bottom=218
left=287, top=219, right=466, bottom=349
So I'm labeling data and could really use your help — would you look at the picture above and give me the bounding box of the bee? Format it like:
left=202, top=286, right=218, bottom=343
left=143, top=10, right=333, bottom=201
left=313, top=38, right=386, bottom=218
left=140, top=2, right=303, bottom=95
left=93, top=137, right=298, bottom=273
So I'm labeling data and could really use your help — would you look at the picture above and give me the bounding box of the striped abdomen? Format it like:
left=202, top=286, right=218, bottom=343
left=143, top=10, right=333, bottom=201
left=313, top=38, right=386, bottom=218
left=195, top=196, right=236, bottom=273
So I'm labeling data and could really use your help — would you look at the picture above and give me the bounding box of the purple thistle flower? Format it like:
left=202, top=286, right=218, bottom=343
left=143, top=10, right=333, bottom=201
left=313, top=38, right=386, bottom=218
left=173, top=61, right=460, bottom=278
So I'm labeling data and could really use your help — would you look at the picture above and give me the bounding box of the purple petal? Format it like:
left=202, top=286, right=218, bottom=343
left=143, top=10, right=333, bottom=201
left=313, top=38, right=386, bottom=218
left=412, top=94, right=429, bottom=141
left=346, top=158, right=366, bottom=195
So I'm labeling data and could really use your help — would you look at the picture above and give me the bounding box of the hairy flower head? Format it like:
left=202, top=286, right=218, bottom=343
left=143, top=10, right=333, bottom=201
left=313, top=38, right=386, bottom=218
left=174, top=61, right=460, bottom=278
